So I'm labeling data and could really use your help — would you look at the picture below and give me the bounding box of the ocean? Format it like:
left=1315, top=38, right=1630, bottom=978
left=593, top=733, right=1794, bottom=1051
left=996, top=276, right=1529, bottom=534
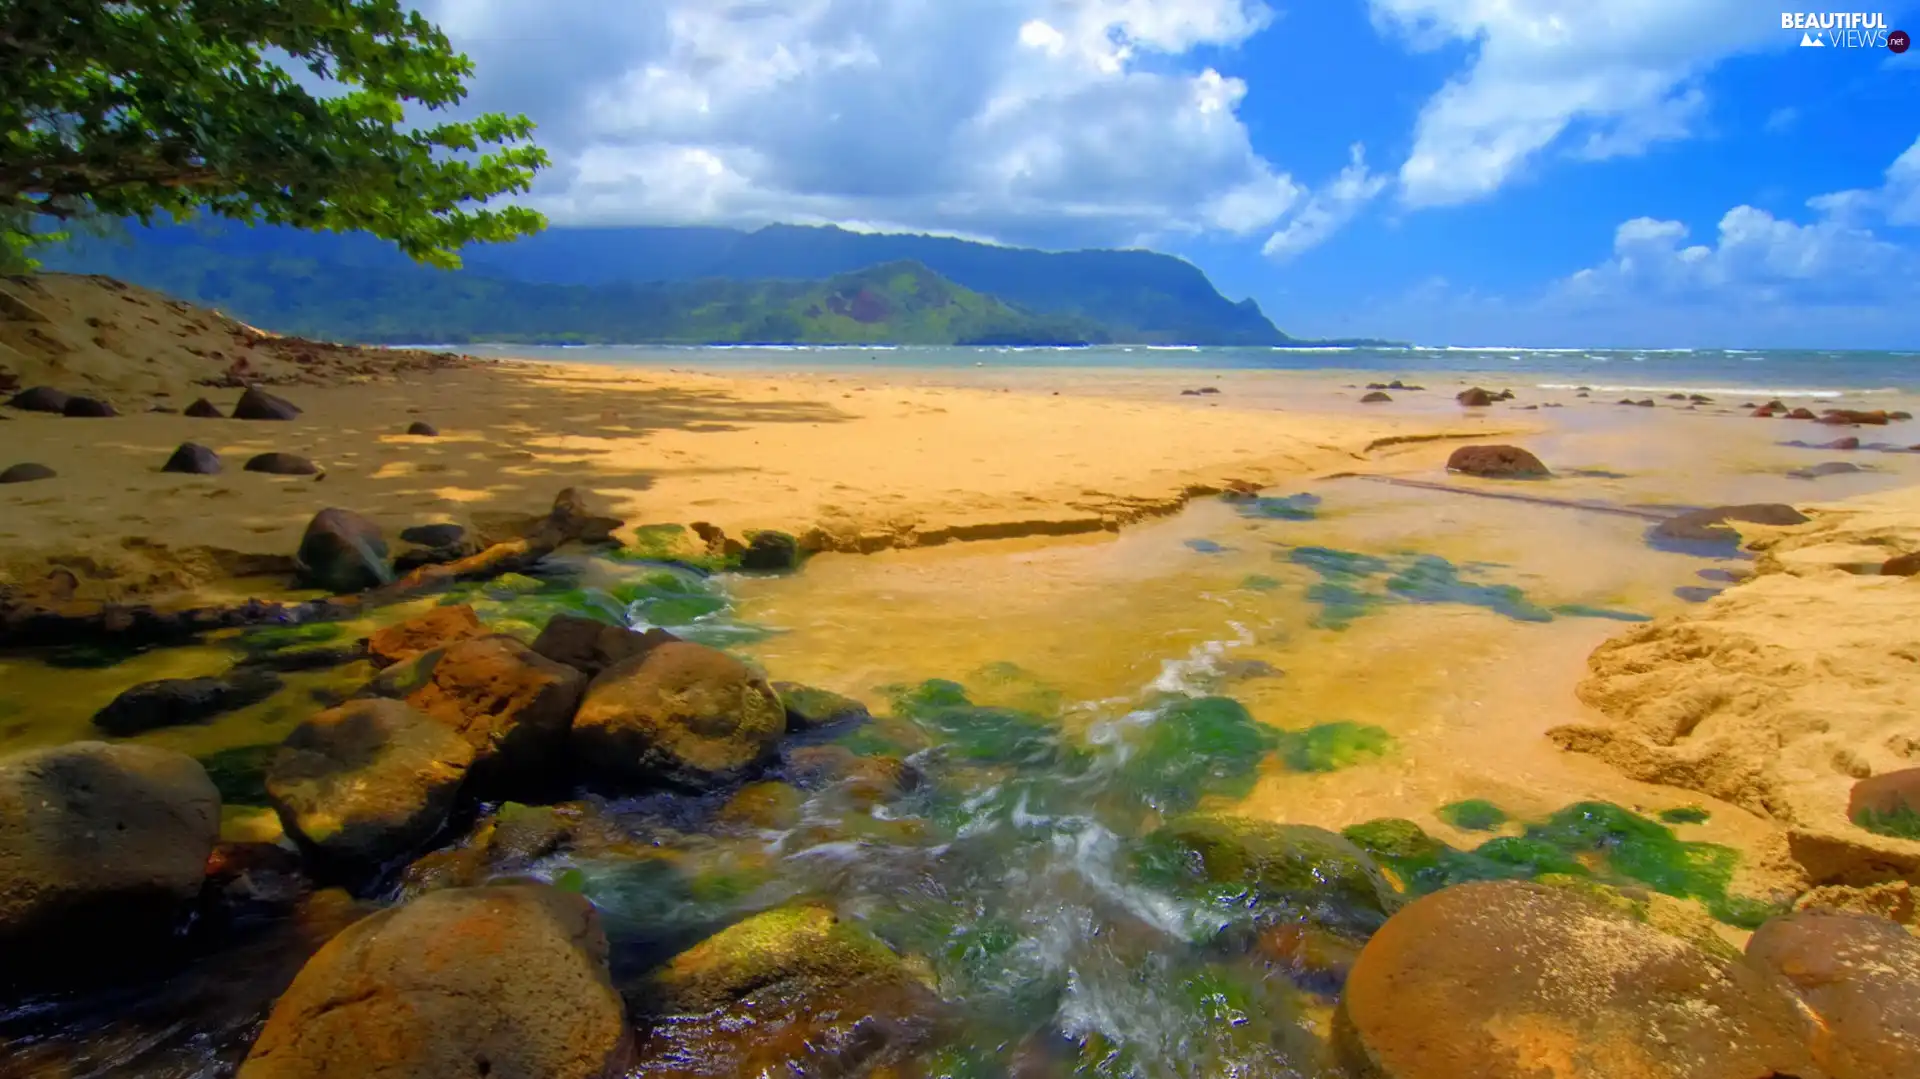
left=452, top=343, right=1920, bottom=398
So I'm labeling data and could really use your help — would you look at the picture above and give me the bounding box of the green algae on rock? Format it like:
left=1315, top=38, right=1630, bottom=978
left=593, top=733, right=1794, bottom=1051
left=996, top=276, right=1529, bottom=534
left=1274, top=720, right=1393, bottom=773
left=1115, top=695, right=1278, bottom=812
left=884, top=678, right=1063, bottom=767
left=1283, top=545, right=1649, bottom=630
left=1133, top=814, right=1402, bottom=939
left=1437, top=798, right=1508, bottom=832
left=771, top=681, right=870, bottom=731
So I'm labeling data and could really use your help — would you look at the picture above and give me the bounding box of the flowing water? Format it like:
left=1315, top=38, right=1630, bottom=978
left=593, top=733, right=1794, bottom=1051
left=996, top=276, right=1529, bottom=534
left=6, top=372, right=1920, bottom=1076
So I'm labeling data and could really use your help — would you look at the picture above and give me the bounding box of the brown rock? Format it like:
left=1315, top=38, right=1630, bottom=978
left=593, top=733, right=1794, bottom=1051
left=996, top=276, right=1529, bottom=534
left=1753, top=407, right=1778, bottom=418
left=0, top=462, right=55, bottom=483
left=1456, top=387, right=1495, bottom=407
left=1818, top=409, right=1890, bottom=426
left=266, top=698, right=474, bottom=877
left=1360, top=391, right=1392, bottom=403
left=571, top=640, right=784, bottom=790
left=92, top=669, right=283, bottom=735
left=1892, top=411, right=1913, bottom=421
left=530, top=613, right=678, bottom=678
left=1650, top=503, right=1809, bottom=545
left=366, top=604, right=487, bottom=668
left=1789, top=407, right=1818, bottom=419
left=244, top=452, right=320, bottom=476
left=1826, top=437, right=1862, bottom=450
left=405, top=634, right=587, bottom=796
left=297, top=507, right=388, bottom=593
left=1747, top=910, right=1920, bottom=1078
left=232, top=386, right=302, bottom=420
left=1880, top=552, right=1920, bottom=576
left=238, top=884, right=631, bottom=1079
left=162, top=441, right=222, bottom=474
left=183, top=397, right=225, bottom=418
left=1337, top=880, right=1820, bottom=1079
left=404, top=420, right=439, bottom=436
left=0, top=742, right=220, bottom=988
left=1444, top=444, right=1550, bottom=478
left=62, top=395, right=117, bottom=417
left=7, top=386, right=71, bottom=413
left=1848, top=767, right=1920, bottom=821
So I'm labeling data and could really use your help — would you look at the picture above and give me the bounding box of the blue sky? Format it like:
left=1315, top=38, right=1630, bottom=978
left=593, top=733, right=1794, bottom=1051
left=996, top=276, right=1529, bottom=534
left=418, top=1, right=1920, bottom=347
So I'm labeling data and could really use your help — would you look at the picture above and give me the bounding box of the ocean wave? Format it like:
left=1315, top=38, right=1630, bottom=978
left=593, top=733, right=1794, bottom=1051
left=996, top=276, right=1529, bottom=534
left=1531, top=382, right=1897, bottom=398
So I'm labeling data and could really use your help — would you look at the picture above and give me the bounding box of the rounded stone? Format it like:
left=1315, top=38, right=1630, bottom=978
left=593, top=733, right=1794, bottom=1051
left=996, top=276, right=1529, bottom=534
left=244, top=452, right=320, bottom=476
left=0, top=462, right=55, bottom=484
left=1445, top=444, right=1550, bottom=478
left=161, top=441, right=222, bottom=475
left=1748, top=909, right=1920, bottom=1079
left=571, top=640, right=785, bottom=789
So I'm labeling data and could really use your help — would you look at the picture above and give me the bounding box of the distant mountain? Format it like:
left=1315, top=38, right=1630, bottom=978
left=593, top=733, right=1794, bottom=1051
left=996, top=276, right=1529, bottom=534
left=41, top=220, right=1342, bottom=346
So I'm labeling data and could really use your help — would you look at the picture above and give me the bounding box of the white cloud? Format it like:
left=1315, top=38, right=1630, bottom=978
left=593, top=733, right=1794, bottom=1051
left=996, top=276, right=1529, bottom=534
left=1368, top=1, right=1779, bottom=206
left=1261, top=143, right=1388, bottom=259
left=414, top=0, right=1296, bottom=248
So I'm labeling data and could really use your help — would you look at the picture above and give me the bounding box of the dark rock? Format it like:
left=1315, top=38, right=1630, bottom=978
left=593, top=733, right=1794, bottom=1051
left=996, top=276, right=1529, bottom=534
left=0, top=462, right=55, bottom=484
left=232, top=386, right=302, bottom=421
left=1360, top=391, right=1392, bottom=403
left=739, top=529, right=800, bottom=572
left=7, top=386, right=71, bottom=413
left=183, top=397, right=225, bottom=418
left=1666, top=393, right=1687, bottom=400
left=1747, top=910, right=1920, bottom=1079
left=1789, top=461, right=1864, bottom=479
left=1881, top=552, right=1920, bottom=576
left=244, top=452, right=320, bottom=476
left=1788, top=407, right=1817, bottom=420
left=1180, top=389, right=1201, bottom=396
left=1456, top=387, right=1495, bottom=407
left=1689, top=394, right=1712, bottom=403
left=404, top=421, right=439, bottom=436
left=399, top=523, right=465, bottom=548
left=0, top=742, right=219, bottom=990
left=203, top=841, right=310, bottom=911
left=162, top=441, right=222, bottom=474
left=62, top=395, right=117, bottom=417
left=772, top=681, right=871, bottom=731
left=296, top=508, right=389, bottom=592
left=1365, top=383, right=1387, bottom=390
left=405, top=634, right=587, bottom=797
left=1848, top=767, right=1920, bottom=821
left=531, top=614, right=679, bottom=678
left=366, top=604, right=487, bottom=668
left=1337, top=880, right=1821, bottom=1079
left=1636, top=398, right=1655, bottom=407
left=1651, top=504, right=1809, bottom=546
left=238, top=884, right=630, bottom=1079
left=93, top=669, right=284, bottom=735
left=266, top=698, right=474, bottom=878
left=1825, top=437, right=1861, bottom=450
left=1818, top=409, right=1890, bottom=426
left=1893, top=410, right=1913, bottom=421
left=1766, top=399, right=1788, bottom=411
left=571, top=640, right=785, bottom=790
left=1444, top=444, right=1550, bottom=478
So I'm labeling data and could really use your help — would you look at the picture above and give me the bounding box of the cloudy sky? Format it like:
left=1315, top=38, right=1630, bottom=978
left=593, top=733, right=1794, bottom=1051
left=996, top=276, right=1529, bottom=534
left=414, top=0, right=1920, bottom=347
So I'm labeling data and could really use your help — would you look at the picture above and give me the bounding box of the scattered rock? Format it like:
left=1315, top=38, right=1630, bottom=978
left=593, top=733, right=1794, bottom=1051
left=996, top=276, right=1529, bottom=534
left=0, top=462, right=55, bottom=484
left=1818, top=409, right=1890, bottom=426
left=1747, top=910, right=1920, bottom=1078
left=1456, top=387, right=1495, bottom=407
left=366, top=604, right=488, bottom=668
left=238, top=884, right=630, bottom=1079
left=1360, top=391, right=1392, bottom=403
left=1689, top=394, right=1712, bottom=403
left=244, top=452, right=320, bottom=476
left=7, top=386, right=71, bottom=413
left=1636, top=398, right=1655, bottom=407
left=1650, top=504, right=1809, bottom=546
left=1666, top=393, right=1687, bottom=400
left=1444, top=444, right=1550, bottom=479
left=571, top=640, right=785, bottom=790
left=1789, top=461, right=1864, bottom=479
left=232, top=386, right=302, bottom=421
left=266, top=698, right=474, bottom=878
left=1337, top=880, right=1821, bottom=1079
left=92, top=669, right=284, bottom=735
left=772, top=681, right=871, bottom=732
left=1892, top=410, right=1913, bottom=421
left=1789, top=407, right=1817, bottom=420
left=405, top=634, right=587, bottom=796
left=398, top=523, right=465, bottom=548
left=1825, top=436, right=1862, bottom=450
left=183, top=397, right=225, bottom=418
left=1848, top=767, right=1920, bottom=821
left=296, top=508, right=389, bottom=592
left=0, top=742, right=219, bottom=989
left=739, top=529, right=801, bottom=572
left=404, top=420, right=439, bottom=436
left=531, top=614, right=679, bottom=678
left=62, top=395, right=117, bottom=417
left=161, top=441, right=222, bottom=474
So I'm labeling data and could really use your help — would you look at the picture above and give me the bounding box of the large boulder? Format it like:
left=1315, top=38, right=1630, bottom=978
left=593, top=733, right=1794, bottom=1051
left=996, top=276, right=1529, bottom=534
left=365, top=604, right=487, bottom=668
left=1445, top=444, right=1550, bottom=478
left=238, top=884, right=631, bottom=1079
left=266, top=698, right=474, bottom=879
left=0, top=742, right=220, bottom=987
left=632, top=904, right=935, bottom=1075
left=1747, top=909, right=1920, bottom=1079
left=92, top=669, right=284, bottom=735
left=531, top=613, right=678, bottom=678
left=296, top=508, right=390, bottom=593
left=232, top=386, right=302, bottom=420
left=1337, top=880, right=1821, bottom=1079
left=404, top=634, right=587, bottom=796
left=570, top=640, right=785, bottom=790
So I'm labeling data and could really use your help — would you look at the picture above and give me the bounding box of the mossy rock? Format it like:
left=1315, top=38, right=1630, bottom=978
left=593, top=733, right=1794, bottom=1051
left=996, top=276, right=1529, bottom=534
left=649, top=904, right=911, bottom=1014
left=195, top=743, right=278, bottom=806
left=619, top=523, right=740, bottom=573
left=1115, top=696, right=1277, bottom=812
left=1343, top=818, right=1449, bottom=864
left=718, top=781, right=806, bottom=830
left=1437, top=799, right=1507, bottom=832
left=1134, top=815, right=1402, bottom=937
left=772, top=682, right=870, bottom=732
left=1274, top=721, right=1392, bottom=773
left=885, top=679, right=1061, bottom=767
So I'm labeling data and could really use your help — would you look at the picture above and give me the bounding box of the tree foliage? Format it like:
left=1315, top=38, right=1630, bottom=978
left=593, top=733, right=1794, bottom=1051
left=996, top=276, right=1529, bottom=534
left=0, top=0, right=547, bottom=269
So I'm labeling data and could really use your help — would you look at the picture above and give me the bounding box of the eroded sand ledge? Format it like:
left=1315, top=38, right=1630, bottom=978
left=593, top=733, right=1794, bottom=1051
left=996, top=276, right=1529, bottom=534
left=1557, top=487, right=1920, bottom=896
